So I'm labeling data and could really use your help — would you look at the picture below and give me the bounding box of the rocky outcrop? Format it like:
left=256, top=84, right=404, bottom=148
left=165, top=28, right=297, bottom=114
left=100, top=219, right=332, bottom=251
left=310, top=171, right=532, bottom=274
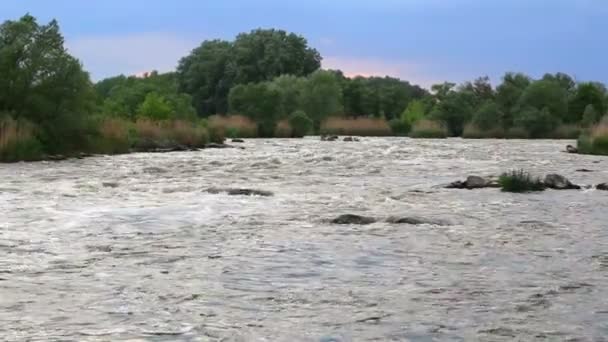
left=544, top=174, right=581, bottom=190
left=330, top=214, right=376, bottom=225
left=445, top=176, right=500, bottom=189
left=386, top=216, right=451, bottom=226
left=204, top=187, right=274, bottom=197
left=597, top=183, right=608, bottom=191
left=566, top=145, right=578, bottom=153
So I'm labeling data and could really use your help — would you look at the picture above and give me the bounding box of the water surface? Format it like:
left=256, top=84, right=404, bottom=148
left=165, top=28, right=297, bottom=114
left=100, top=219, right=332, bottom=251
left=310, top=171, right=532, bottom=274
left=1, top=138, right=607, bottom=341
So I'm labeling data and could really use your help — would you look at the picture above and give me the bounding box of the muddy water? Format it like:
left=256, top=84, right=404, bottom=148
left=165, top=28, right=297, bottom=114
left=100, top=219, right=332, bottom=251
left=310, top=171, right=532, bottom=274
left=1, top=138, right=607, bottom=341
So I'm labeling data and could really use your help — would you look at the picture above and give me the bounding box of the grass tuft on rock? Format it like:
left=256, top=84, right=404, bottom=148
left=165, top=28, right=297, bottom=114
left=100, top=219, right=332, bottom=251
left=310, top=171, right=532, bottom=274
left=499, top=169, right=546, bottom=193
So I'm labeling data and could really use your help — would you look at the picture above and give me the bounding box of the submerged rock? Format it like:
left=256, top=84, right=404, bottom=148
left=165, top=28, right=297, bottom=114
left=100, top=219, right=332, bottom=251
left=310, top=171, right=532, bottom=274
left=231, top=139, right=245, bottom=143
left=544, top=174, right=581, bottom=190
left=102, top=182, right=120, bottom=188
left=597, top=183, right=608, bottom=191
left=566, top=145, right=578, bottom=153
left=576, top=168, right=594, bottom=172
left=386, top=216, right=451, bottom=226
left=445, top=176, right=500, bottom=190
left=321, top=135, right=339, bottom=141
left=204, top=187, right=274, bottom=197
left=330, top=214, right=376, bottom=225
left=343, top=136, right=360, bottom=142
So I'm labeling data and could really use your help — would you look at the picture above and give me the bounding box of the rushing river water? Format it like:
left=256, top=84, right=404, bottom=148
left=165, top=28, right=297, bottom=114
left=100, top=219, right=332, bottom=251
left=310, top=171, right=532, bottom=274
left=1, top=138, right=608, bottom=341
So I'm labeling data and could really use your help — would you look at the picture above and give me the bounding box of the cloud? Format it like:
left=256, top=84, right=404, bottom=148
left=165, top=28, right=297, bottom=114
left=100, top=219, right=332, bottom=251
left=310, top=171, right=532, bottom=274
left=66, top=33, right=200, bottom=80
left=322, top=56, right=445, bottom=88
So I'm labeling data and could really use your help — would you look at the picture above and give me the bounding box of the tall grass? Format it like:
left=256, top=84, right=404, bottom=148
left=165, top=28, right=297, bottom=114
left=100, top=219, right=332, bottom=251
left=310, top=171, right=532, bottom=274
left=578, top=119, right=608, bottom=155
left=95, top=118, right=132, bottom=154
left=0, top=117, right=43, bottom=162
left=499, top=169, right=546, bottom=193
left=208, top=115, right=258, bottom=138
left=320, top=117, right=392, bottom=136
left=274, top=120, right=293, bottom=138
left=409, top=120, right=448, bottom=138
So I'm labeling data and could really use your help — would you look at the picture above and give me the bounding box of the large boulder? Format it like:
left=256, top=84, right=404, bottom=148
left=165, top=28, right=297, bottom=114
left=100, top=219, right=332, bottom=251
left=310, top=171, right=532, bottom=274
left=597, top=183, right=608, bottom=191
left=205, top=187, right=274, bottom=197
left=330, top=214, right=376, bottom=225
left=566, top=145, right=578, bottom=153
left=544, top=174, right=581, bottom=190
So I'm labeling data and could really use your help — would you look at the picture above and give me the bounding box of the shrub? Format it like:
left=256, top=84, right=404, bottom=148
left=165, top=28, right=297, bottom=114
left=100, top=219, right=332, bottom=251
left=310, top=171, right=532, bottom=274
left=513, top=107, right=559, bottom=138
left=409, top=120, right=448, bottom=138
left=169, top=120, right=209, bottom=147
left=0, top=117, right=44, bottom=162
left=288, top=110, right=313, bottom=138
left=549, top=124, right=580, bottom=139
left=208, top=115, right=258, bottom=138
left=499, top=170, right=545, bottom=193
left=578, top=120, right=608, bottom=155
left=389, top=118, right=410, bottom=136
left=320, top=117, right=392, bottom=136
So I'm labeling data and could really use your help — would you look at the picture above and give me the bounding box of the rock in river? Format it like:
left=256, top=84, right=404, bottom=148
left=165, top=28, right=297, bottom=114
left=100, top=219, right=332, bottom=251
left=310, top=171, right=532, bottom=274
left=331, top=214, right=376, bottom=225
left=544, top=174, right=581, bottom=190
left=566, top=145, right=578, bottom=153
left=445, top=176, right=500, bottom=189
left=204, top=187, right=274, bottom=197
left=597, top=183, right=608, bottom=191
left=231, top=139, right=245, bottom=143
left=386, top=216, right=451, bottom=226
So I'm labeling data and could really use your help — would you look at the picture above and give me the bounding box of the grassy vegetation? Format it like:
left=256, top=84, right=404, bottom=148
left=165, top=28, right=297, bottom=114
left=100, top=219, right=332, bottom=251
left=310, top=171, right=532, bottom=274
left=577, top=120, right=608, bottom=155
left=499, top=170, right=546, bottom=193
left=409, top=120, right=448, bottom=138
left=208, top=115, right=258, bottom=138
left=0, top=117, right=44, bottom=162
left=320, top=117, right=393, bottom=136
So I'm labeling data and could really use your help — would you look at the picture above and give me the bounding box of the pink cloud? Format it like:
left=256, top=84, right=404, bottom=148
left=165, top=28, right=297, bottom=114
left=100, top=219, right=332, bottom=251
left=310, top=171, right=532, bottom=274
left=322, top=56, right=443, bottom=88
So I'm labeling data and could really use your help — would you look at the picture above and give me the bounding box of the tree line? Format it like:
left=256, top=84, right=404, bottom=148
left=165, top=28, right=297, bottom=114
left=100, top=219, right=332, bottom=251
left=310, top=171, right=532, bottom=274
left=1, top=14, right=607, bottom=161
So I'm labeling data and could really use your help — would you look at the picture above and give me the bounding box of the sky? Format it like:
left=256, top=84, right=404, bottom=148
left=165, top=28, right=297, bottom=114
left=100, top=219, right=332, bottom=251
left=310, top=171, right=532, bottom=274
left=1, top=0, right=606, bottom=87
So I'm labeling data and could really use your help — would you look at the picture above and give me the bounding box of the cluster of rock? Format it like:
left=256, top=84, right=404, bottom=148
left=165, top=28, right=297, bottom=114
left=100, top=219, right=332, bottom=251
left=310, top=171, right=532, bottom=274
left=321, top=135, right=360, bottom=142
left=329, top=214, right=451, bottom=226
left=446, top=174, right=608, bottom=191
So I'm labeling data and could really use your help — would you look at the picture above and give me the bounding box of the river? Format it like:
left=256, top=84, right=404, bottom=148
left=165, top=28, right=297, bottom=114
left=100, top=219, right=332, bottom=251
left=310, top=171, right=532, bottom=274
left=1, top=138, right=607, bottom=341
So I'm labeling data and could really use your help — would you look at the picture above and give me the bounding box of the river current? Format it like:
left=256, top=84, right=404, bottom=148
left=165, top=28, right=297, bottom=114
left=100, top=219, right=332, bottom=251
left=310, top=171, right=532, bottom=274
left=1, top=138, right=607, bottom=341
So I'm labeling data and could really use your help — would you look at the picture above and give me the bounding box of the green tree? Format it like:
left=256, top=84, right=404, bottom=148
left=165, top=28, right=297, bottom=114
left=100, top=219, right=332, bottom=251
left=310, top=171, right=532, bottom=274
left=496, top=72, right=531, bottom=128
left=401, top=99, right=426, bottom=128
left=137, top=93, right=172, bottom=120
left=514, top=107, right=559, bottom=138
left=0, top=14, right=95, bottom=154
left=472, top=101, right=503, bottom=130
left=288, top=110, right=313, bottom=138
left=516, top=79, right=569, bottom=123
left=300, top=70, right=344, bottom=129
left=568, top=82, right=606, bottom=123
left=269, top=75, right=307, bottom=119
left=228, top=82, right=281, bottom=137
left=176, top=40, right=233, bottom=115
left=429, top=89, right=475, bottom=136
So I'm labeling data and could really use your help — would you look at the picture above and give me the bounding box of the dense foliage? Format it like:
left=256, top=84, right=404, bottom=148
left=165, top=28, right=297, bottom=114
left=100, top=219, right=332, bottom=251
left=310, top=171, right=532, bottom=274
left=2, top=14, right=608, bottom=162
